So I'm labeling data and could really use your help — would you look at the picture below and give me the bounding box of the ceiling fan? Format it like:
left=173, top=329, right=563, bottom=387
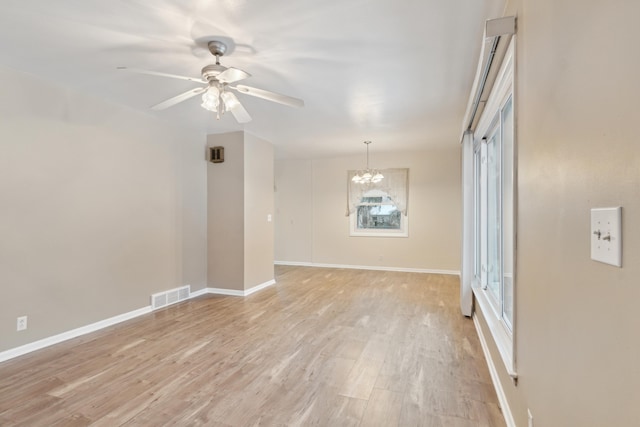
left=118, top=40, right=304, bottom=123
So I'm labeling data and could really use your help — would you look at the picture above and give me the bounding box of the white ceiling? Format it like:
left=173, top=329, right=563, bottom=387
left=0, top=0, right=505, bottom=158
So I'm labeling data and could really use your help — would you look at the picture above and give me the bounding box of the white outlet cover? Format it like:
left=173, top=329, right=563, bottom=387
left=17, top=316, right=27, bottom=331
left=590, top=207, right=622, bottom=267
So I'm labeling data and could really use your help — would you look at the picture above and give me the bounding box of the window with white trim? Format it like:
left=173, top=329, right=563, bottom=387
left=347, top=168, right=409, bottom=237
left=472, top=39, right=516, bottom=376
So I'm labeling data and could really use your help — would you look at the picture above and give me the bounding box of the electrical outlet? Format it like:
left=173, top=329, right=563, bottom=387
left=17, top=316, right=28, bottom=331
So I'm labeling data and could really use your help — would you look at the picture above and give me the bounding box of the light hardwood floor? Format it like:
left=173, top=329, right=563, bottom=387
left=0, top=266, right=506, bottom=426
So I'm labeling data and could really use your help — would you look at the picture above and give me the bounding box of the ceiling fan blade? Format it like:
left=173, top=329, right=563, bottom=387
left=151, top=87, right=208, bottom=111
left=228, top=102, right=252, bottom=123
left=117, top=67, right=204, bottom=83
left=220, top=91, right=251, bottom=123
left=216, top=67, right=251, bottom=84
left=232, top=85, right=304, bottom=108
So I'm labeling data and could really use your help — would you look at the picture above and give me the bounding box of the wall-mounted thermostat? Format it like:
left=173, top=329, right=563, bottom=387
left=210, top=146, right=224, bottom=163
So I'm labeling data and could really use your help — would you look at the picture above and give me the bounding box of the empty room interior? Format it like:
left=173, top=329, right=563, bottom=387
left=1, top=0, right=639, bottom=426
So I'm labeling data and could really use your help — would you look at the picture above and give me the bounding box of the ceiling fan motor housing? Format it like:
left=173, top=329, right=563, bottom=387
left=200, top=40, right=230, bottom=82
left=201, top=64, right=226, bottom=81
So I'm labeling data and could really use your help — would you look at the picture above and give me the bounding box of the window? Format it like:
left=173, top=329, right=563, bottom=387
left=347, top=168, right=409, bottom=237
left=474, top=96, right=515, bottom=331
left=351, top=189, right=407, bottom=236
left=472, top=39, right=516, bottom=376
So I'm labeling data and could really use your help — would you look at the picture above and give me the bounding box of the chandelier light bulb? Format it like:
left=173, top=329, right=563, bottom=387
left=201, top=86, right=220, bottom=112
left=221, top=91, right=240, bottom=111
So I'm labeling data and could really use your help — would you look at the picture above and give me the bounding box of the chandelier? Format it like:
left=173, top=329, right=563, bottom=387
left=352, top=141, right=384, bottom=184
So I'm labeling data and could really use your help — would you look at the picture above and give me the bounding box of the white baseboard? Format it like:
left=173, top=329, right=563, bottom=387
left=0, top=306, right=152, bottom=364
left=205, top=279, right=276, bottom=297
left=0, top=278, right=277, bottom=364
left=473, top=314, right=516, bottom=427
left=0, top=277, right=280, bottom=364
left=206, top=287, right=245, bottom=297
left=245, top=279, right=276, bottom=296
left=274, top=261, right=460, bottom=276
left=189, top=287, right=210, bottom=298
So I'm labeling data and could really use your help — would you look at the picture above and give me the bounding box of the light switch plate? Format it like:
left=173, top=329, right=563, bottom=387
left=590, top=207, right=622, bottom=267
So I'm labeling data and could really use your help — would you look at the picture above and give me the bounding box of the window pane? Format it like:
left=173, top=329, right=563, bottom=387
left=473, top=147, right=482, bottom=281
left=356, top=204, right=401, bottom=230
left=486, top=127, right=501, bottom=305
left=349, top=180, right=408, bottom=238
left=502, top=96, right=514, bottom=330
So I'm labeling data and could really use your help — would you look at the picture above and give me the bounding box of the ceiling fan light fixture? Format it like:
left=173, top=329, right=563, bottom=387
left=201, top=86, right=220, bottom=111
left=220, top=91, right=240, bottom=111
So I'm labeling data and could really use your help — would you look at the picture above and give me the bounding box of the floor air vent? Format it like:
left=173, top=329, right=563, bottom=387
left=151, top=285, right=190, bottom=310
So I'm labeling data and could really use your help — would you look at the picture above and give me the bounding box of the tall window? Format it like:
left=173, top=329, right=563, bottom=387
left=472, top=39, right=515, bottom=376
left=476, top=96, right=514, bottom=328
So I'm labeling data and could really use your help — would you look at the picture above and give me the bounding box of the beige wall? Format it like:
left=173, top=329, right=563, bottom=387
left=243, top=133, right=274, bottom=289
left=274, top=158, right=313, bottom=262
left=477, top=1, right=640, bottom=425
left=207, top=131, right=274, bottom=292
left=275, top=148, right=461, bottom=271
left=0, top=64, right=207, bottom=353
left=207, top=132, right=245, bottom=291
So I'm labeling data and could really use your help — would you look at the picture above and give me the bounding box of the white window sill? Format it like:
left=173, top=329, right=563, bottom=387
left=472, top=284, right=517, bottom=378
left=349, top=230, right=409, bottom=238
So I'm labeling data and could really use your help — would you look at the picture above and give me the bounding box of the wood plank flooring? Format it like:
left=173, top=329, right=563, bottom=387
left=0, top=266, right=506, bottom=426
